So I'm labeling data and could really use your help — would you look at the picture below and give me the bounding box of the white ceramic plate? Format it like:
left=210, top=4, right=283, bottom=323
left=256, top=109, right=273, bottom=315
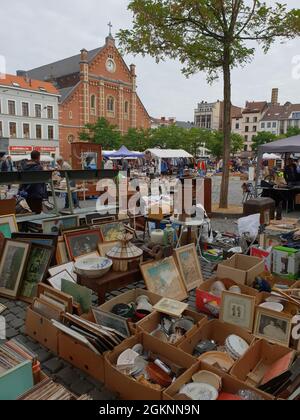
left=225, top=335, right=249, bottom=359
left=180, top=383, right=219, bottom=401
left=259, top=302, right=284, bottom=312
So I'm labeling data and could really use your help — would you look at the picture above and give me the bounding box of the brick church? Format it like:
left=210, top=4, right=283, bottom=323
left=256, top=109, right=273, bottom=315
left=26, top=29, right=151, bottom=159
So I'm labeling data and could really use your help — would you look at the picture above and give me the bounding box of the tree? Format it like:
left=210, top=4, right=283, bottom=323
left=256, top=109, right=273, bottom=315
left=79, top=117, right=121, bottom=150
left=123, top=127, right=152, bottom=151
left=251, top=131, right=278, bottom=152
left=118, top=1, right=300, bottom=208
left=185, top=128, right=213, bottom=156
left=286, top=126, right=300, bottom=138
left=207, top=131, right=244, bottom=159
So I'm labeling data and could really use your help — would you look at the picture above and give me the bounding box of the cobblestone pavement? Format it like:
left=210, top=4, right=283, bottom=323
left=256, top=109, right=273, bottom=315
left=0, top=219, right=230, bottom=400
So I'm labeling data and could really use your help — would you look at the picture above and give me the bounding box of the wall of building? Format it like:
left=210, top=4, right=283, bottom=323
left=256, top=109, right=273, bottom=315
left=0, top=87, right=59, bottom=156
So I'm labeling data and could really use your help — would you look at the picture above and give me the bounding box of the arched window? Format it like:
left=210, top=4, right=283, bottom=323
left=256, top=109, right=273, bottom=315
left=68, top=134, right=75, bottom=144
left=90, top=95, right=96, bottom=115
left=124, top=101, right=129, bottom=114
left=107, top=96, right=115, bottom=113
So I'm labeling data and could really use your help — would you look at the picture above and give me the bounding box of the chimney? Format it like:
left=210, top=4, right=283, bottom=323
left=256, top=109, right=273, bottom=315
left=271, top=88, right=279, bottom=105
left=80, top=48, right=88, bottom=63
left=130, top=64, right=136, bottom=77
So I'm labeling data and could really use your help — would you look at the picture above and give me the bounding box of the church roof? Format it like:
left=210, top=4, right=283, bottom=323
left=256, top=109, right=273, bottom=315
left=27, top=47, right=104, bottom=81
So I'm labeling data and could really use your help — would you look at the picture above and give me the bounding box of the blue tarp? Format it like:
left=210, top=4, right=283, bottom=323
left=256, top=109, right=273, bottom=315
left=103, top=146, right=144, bottom=159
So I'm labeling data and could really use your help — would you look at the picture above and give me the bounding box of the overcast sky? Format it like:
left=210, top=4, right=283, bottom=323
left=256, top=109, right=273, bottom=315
left=1, top=0, right=300, bottom=121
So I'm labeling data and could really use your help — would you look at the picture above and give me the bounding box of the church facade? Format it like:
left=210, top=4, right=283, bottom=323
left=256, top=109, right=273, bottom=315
left=27, top=33, right=151, bottom=159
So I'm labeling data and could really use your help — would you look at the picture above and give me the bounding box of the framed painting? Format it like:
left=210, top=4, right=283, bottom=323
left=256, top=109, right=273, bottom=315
left=11, top=232, right=58, bottom=249
left=175, top=244, right=203, bottom=292
left=99, top=222, right=126, bottom=242
left=140, top=257, right=188, bottom=301
left=42, top=215, right=79, bottom=234
left=220, top=291, right=256, bottom=332
left=0, top=214, right=18, bottom=239
left=254, top=307, right=292, bottom=347
left=56, top=237, right=69, bottom=265
left=0, top=240, right=31, bottom=298
left=19, top=243, right=54, bottom=302
left=64, top=228, right=102, bottom=260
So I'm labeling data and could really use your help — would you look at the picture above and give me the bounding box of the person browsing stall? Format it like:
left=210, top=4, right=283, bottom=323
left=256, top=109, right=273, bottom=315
left=284, top=158, right=298, bottom=185
left=19, top=151, right=47, bottom=214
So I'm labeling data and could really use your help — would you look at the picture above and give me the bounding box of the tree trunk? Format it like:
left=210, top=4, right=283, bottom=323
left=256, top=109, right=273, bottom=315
left=219, top=50, right=232, bottom=209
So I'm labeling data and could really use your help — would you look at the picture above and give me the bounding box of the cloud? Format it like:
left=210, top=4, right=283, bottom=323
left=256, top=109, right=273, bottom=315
left=1, top=0, right=300, bottom=120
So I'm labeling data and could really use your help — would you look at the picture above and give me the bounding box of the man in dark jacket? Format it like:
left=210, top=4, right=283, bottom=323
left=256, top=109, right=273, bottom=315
left=0, top=152, right=8, bottom=172
left=19, top=151, right=47, bottom=214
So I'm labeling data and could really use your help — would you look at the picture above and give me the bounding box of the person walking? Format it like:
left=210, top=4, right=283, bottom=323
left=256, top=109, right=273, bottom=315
left=56, top=156, right=80, bottom=209
left=19, top=151, right=47, bottom=214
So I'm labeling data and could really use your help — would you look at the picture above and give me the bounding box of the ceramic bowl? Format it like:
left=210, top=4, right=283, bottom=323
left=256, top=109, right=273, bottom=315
left=74, top=256, right=112, bottom=278
left=259, top=302, right=284, bottom=312
left=192, top=370, right=222, bottom=391
left=180, top=382, right=219, bottom=401
left=198, top=351, right=235, bottom=372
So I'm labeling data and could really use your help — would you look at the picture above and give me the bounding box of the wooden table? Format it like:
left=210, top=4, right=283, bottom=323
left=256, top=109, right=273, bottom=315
left=77, top=267, right=143, bottom=304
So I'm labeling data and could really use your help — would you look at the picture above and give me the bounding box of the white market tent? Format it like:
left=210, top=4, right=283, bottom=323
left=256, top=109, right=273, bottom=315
left=263, top=153, right=282, bottom=160
left=146, top=148, right=193, bottom=175
left=146, top=148, right=193, bottom=159
left=10, top=154, right=54, bottom=163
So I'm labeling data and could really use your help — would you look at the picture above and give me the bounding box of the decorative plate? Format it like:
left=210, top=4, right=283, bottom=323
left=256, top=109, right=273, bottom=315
left=180, top=383, right=219, bottom=401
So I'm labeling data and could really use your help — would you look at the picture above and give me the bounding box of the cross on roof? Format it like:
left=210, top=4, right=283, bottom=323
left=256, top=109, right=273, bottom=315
left=108, top=22, right=113, bottom=37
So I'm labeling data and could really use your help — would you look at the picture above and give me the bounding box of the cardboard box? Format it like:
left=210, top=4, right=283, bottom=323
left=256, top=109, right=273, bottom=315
left=58, top=331, right=105, bottom=382
left=196, top=277, right=259, bottom=317
left=104, top=333, right=195, bottom=400
left=163, top=361, right=273, bottom=400
left=256, top=292, right=298, bottom=317
left=231, top=339, right=295, bottom=389
left=217, top=254, right=264, bottom=286
left=272, top=246, right=300, bottom=280
left=98, top=288, right=162, bottom=333
left=178, top=319, right=255, bottom=365
left=137, top=309, right=207, bottom=346
left=25, top=307, right=59, bottom=354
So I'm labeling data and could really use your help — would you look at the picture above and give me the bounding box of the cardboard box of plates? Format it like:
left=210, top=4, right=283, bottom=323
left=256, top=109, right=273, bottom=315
left=178, top=320, right=255, bottom=371
left=163, top=361, right=273, bottom=400
left=104, top=333, right=195, bottom=400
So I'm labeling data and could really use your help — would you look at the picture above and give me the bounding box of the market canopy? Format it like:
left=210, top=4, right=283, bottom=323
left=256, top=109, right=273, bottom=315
left=146, top=149, right=193, bottom=159
left=103, top=146, right=144, bottom=159
left=258, top=135, right=300, bottom=154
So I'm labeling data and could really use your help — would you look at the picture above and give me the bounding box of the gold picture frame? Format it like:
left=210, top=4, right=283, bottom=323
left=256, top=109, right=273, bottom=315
left=0, top=214, right=18, bottom=239
left=140, top=257, right=188, bottom=302
left=254, top=307, right=292, bottom=347
left=220, top=291, right=256, bottom=332
left=174, top=244, right=203, bottom=292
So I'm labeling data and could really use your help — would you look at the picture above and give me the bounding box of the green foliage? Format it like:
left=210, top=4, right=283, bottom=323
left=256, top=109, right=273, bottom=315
left=122, top=128, right=152, bottom=151
left=206, top=132, right=244, bottom=159
left=79, top=117, right=121, bottom=150
left=251, top=131, right=278, bottom=152
left=286, top=126, right=300, bottom=138
left=118, top=1, right=300, bottom=83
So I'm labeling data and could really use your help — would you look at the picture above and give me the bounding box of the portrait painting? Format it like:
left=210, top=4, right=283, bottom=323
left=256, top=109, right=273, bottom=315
left=175, top=244, right=203, bottom=291
left=64, top=229, right=102, bottom=260
left=0, top=214, right=18, bottom=239
left=140, top=257, right=187, bottom=301
left=254, top=308, right=292, bottom=347
left=0, top=240, right=31, bottom=298
left=20, top=244, right=54, bottom=301
left=220, top=291, right=256, bottom=332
